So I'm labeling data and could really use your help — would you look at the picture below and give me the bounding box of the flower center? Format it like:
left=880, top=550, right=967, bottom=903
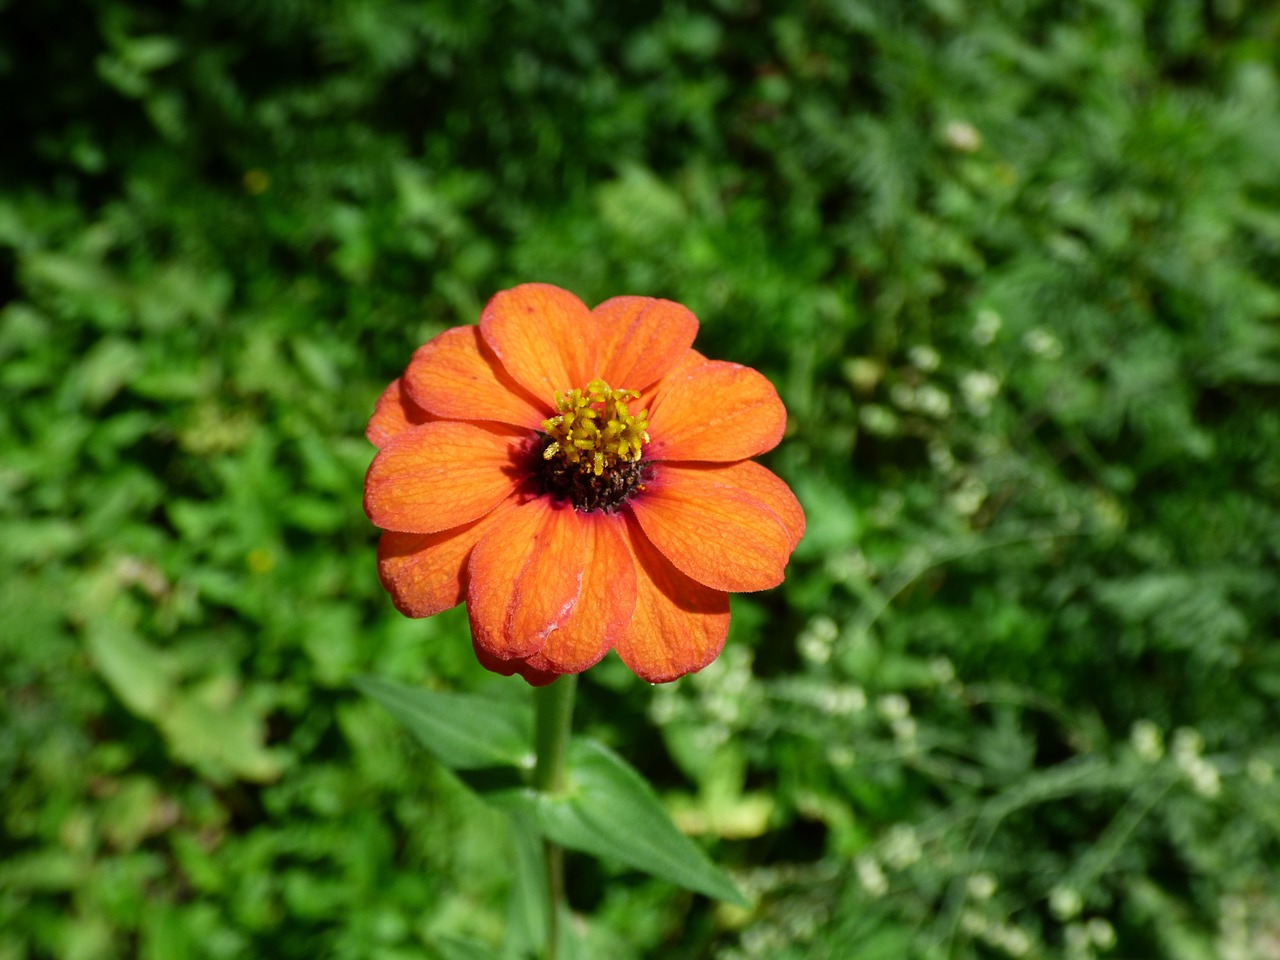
left=536, top=379, right=651, bottom=511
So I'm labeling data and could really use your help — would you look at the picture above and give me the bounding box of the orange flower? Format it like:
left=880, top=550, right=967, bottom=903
left=363, top=284, right=804, bottom=685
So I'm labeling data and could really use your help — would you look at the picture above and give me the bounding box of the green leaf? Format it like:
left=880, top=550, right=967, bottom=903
left=158, top=683, right=283, bottom=784
left=85, top=617, right=174, bottom=717
left=503, top=808, right=548, bottom=958
left=353, top=676, right=534, bottom=771
left=531, top=739, right=748, bottom=906
left=431, top=936, right=508, bottom=960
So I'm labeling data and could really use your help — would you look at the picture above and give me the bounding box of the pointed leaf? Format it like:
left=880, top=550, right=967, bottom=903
left=354, top=676, right=533, bottom=771
left=532, top=739, right=748, bottom=906
left=504, top=808, right=548, bottom=958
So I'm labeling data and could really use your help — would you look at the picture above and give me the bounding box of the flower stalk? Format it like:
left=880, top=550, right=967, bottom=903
left=533, top=674, right=577, bottom=959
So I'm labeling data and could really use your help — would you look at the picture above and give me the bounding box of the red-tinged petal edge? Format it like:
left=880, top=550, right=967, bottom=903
left=363, top=420, right=525, bottom=534
left=376, top=496, right=519, bottom=618
left=472, top=638, right=560, bottom=686
left=627, top=461, right=793, bottom=592
left=366, top=378, right=434, bottom=448
left=615, top=514, right=731, bottom=683
left=466, top=498, right=637, bottom=671
left=590, top=296, right=699, bottom=392
left=480, top=284, right=593, bottom=401
left=645, top=359, right=787, bottom=462
left=403, top=325, right=548, bottom=429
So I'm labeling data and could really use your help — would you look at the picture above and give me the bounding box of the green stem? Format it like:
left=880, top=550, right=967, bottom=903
left=533, top=674, right=577, bottom=960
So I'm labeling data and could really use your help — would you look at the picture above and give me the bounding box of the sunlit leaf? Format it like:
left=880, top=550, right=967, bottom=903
left=354, top=675, right=534, bottom=771
left=530, top=739, right=748, bottom=906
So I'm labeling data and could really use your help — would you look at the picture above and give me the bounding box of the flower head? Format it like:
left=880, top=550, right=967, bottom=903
left=363, top=284, right=804, bottom=684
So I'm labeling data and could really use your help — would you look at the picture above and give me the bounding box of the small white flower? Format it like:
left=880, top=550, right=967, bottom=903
left=972, top=308, right=1002, bottom=345
left=1064, top=922, right=1090, bottom=955
left=930, top=657, right=956, bottom=684
left=1183, top=757, right=1221, bottom=798
left=882, top=825, right=922, bottom=869
left=799, top=629, right=832, bottom=665
left=1087, top=917, right=1117, bottom=950
left=1130, top=720, right=1165, bottom=763
left=859, top=404, right=899, bottom=436
left=826, top=744, right=856, bottom=767
left=844, top=356, right=883, bottom=393
left=856, top=855, right=889, bottom=897
left=1023, top=327, right=1063, bottom=359
left=832, top=685, right=868, bottom=714
left=915, top=383, right=952, bottom=418
left=961, top=370, right=1001, bottom=415
left=909, top=344, right=941, bottom=372
left=827, top=550, right=871, bottom=585
left=889, top=382, right=917, bottom=411
left=928, top=441, right=956, bottom=473
left=949, top=479, right=987, bottom=517
left=993, top=924, right=1032, bottom=957
left=944, top=120, right=983, bottom=153
left=892, top=716, right=918, bottom=742
left=811, top=616, right=838, bottom=642
left=960, top=909, right=988, bottom=936
left=967, top=872, right=998, bottom=900
left=1172, top=727, right=1204, bottom=760
left=877, top=693, right=911, bottom=721
left=1050, top=885, right=1083, bottom=920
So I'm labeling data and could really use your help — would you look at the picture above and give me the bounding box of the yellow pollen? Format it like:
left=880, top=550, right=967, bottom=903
left=542, top=379, right=650, bottom=476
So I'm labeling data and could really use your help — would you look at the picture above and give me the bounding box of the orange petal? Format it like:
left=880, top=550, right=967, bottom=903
left=366, top=378, right=434, bottom=448
left=403, top=326, right=547, bottom=429
left=471, top=639, right=560, bottom=686
left=466, top=498, right=637, bottom=670
left=524, top=509, right=637, bottom=673
left=645, top=359, right=786, bottom=462
left=679, top=460, right=805, bottom=550
left=627, top=462, right=793, bottom=592
left=615, top=515, right=730, bottom=683
left=466, top=498, right=554, bottom=659
left=479, top=284, right=592, bottom=400
left=363, top=421, right=525, bottom=534
left=377, top=496, right=519, bottom=618
left=590, top=296, right=699, bottom=392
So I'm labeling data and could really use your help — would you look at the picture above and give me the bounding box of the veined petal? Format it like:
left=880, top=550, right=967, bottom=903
left=366, top=378, right=434, bottom=448
left=633, top=348, right=703, bottom=417
left=467, top=498, right=637, bottom=668
left=480, top=284, right=592, bottom=399
left=615, top=515, right=730, bottom=683
left=590, top=296, right=699, bottom=392
left=627, top=462, right=793, bottom=592
left=517, top=509, right=637, bottom=672
left=466, top=498, right=553, bottom=659
left=403, top=325, right=547, bottom=429
left=364, top=421, right=524, bottom=534
left=678, top=460, right=806, bottom=550
left=645, top=359, right=786, bottom=462
left=471, top=639, right=560, bottom=687
left=377, top=496, right=519, bottom=618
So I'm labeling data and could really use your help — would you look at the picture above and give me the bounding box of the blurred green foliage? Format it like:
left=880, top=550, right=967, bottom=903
left=3, top=0, right=1280, bottom=957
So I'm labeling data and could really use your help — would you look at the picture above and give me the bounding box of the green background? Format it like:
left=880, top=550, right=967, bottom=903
left=3, top=1, right=1279, bottom=957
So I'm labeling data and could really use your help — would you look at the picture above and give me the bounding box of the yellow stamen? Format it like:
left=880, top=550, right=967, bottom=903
left=542, top=379, right=649, bottom=476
